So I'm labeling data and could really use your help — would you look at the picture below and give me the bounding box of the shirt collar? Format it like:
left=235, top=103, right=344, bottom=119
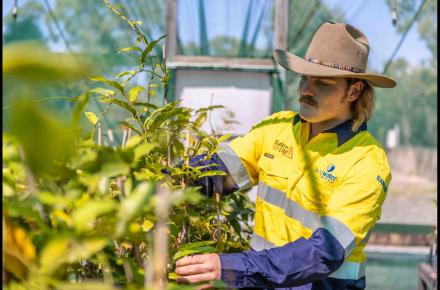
left=293, top=114, right=367, bottom=146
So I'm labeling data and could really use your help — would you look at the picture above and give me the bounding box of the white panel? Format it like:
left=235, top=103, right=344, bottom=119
left=175, top=70, right=272, bottom=135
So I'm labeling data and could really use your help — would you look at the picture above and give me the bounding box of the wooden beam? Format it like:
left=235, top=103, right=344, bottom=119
left=167, top=55, right=276, bottom=72
left=274, top=0, right=289, bottom=50
left=165, top=0, right=177, bottom=62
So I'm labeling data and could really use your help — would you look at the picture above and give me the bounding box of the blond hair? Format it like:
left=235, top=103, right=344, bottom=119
left=347, top=79, right=376, bottom=132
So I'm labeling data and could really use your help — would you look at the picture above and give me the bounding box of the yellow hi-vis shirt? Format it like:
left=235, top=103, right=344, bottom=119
left=216, top=111, right=391, bottom=281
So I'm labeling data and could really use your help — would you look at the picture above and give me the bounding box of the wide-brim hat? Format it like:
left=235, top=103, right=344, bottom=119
left=274, top=22, right=396, bottom=88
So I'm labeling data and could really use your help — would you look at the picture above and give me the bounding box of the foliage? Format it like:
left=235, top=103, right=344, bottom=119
left=371, top=0, right=437, bottom=147
left=2, top=1, right=254, bottom=289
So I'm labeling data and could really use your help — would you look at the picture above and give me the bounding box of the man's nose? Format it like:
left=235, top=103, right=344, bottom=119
left=300, top=79, right=315, bottom=96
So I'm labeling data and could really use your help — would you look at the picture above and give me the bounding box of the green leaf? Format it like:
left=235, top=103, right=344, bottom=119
left=193, top=111, right=207, bottom=127
left=8, top=103, right=75, bottom=176
left=72, top=93, right=89, bottom=132
left=133, top=102, right=158, bottom=110
left=84, top=111, right=99, bottom=126
left=217, top=133, right=232, bottom=143
left=196, top=105, right=225, bottom=113
left=197, top=170, right=227, bottom=178
left=172, top=245, right=217, bottom=262
left=90, top=75, right=124, bottom=93
left=168, top=272, right=181, bottom=281
left=141, top=34, right=167, bottom=64
left=117, top=46, right=142, bottom=54
left=71, top=199, right=117, bottom=232
left=39, top=237, right=70, bottom=274
left=100, top=162, right=130, bottom=178
left=115, top=70, right=135, bottom=79
left=141, top=219, right=154, bottom=232
left=124, top=135, right=143, bottom=148
left=90, top=87, right=115, bottom=97
left=119, top=121, right=141, bottom=136
left=128, top=86, right=144, bottom=103
left=39, top=236, right=108, bottom=274
left=177, top=241, right=215, bottom=251
left=133, top=143, right=155, bottom=163
left=102, top=97, right=137, bottom=116
left=115, top=182, right=155, bottom=237
left=53, top=282, right=119, bottom=290
left=4, top=42, right=89, bottom=83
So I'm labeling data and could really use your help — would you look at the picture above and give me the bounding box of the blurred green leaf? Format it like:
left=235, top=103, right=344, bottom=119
left=8, top=103, right=75, bottom=176
left=39, top=236, right=108, bottom=275
left=71, top=199, right=117, bottom=232
left=3, top=41, right=89, bottom=83
left=115, top=182, right=155, bottom=237
left=100, top=162, right=130, bottom=178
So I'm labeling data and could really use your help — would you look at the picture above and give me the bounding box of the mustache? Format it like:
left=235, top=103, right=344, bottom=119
left=299, top=95, right=317, bottom=106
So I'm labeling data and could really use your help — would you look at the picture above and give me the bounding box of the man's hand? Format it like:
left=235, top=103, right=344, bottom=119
left=175, top=254, right=221, bottom=289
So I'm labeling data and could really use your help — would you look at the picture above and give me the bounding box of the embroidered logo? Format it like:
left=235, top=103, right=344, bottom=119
left=376, top=175, right=388, bottom=193
left=315, top=163, right=337, bottom=183
left=326, top=163, right=336, bottom=172
left=272, top=139, right=293, bottom=158
left=264, top=152, right=274, bottom=159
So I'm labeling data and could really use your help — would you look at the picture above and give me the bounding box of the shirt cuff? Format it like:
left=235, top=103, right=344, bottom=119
left=219, top=252, right=247, bottom=287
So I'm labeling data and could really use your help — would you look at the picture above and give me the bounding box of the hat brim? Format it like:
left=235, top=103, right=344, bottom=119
left=274, top=49, right=396, bottom=88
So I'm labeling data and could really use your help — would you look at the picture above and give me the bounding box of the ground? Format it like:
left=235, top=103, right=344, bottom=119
left=381, top=170, right=437, bottom=226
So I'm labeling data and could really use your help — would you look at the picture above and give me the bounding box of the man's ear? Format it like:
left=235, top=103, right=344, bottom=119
left=348, top=81, right=364, bottom=101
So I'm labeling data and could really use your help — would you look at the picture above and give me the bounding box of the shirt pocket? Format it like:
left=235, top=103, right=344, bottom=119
left=295, top=172, right=334, bottom=208
left=258, top=154, right=292, bottom=179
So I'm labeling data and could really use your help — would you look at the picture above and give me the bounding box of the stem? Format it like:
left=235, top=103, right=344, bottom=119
left=144, top=232, right=153, bottom=288
left=152, top=184, right=170, bottom=290
left=97, top=122, right=102, bottom=146
left=215, top=192, right=222, bottom=242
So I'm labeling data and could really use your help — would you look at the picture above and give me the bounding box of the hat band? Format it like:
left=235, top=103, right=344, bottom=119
left=305, top=57, right=365, bottom=73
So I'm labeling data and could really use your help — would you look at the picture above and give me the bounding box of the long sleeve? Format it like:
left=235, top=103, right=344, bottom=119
left=219, top=228, right=345, bottom=288
left=219, top=158, right=390, bottom=288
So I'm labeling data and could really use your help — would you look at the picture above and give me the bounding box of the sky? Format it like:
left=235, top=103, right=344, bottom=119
left=323, top=0, right=431, bottom=71
left=3, top=0, right=433, bottom=72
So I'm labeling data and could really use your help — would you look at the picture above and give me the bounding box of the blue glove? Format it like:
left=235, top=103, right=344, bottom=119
left=188, top=154, right=224, bottom=197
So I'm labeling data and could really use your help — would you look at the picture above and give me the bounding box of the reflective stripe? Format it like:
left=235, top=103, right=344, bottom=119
left=329, top=261, right=366, bottom=280
left=257, top=181, right=356, bottom=256
left=250, top=232, right=276, bottom=251
left=216, top=143, right=252, bottom=190
left=258, top=182, right=318, bottom=229
left=314, top=216, right=356, bottom=257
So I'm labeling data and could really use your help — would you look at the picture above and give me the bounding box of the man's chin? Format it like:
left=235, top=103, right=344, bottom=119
left=299, top=111, right=317, bottom=123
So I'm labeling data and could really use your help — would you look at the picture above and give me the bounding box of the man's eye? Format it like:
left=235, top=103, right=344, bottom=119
left=319, top=81, right=330, bottom=86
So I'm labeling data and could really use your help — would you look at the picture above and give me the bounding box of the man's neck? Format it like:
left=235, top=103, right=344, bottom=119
left=309, top=115, right=352, bottom=141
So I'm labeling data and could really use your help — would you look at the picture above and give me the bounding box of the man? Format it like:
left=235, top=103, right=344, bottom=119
left=175, top=22, right=396, bottom=289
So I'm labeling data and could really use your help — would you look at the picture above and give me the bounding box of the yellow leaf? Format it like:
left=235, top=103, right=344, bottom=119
left=84, top=111, right=99, bottom=126
left=51, top=209, right=74, bottom=227
left=120, top=241, right=133, bottom=250
left=141, top=220, right=154, bottom=232
left=168, top=272, right=181, bottom=281
left=128, top=86, right=144, bottom=103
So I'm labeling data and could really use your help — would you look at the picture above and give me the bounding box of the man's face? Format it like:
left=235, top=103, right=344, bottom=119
left=298, top=75, right=352, bottom=123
